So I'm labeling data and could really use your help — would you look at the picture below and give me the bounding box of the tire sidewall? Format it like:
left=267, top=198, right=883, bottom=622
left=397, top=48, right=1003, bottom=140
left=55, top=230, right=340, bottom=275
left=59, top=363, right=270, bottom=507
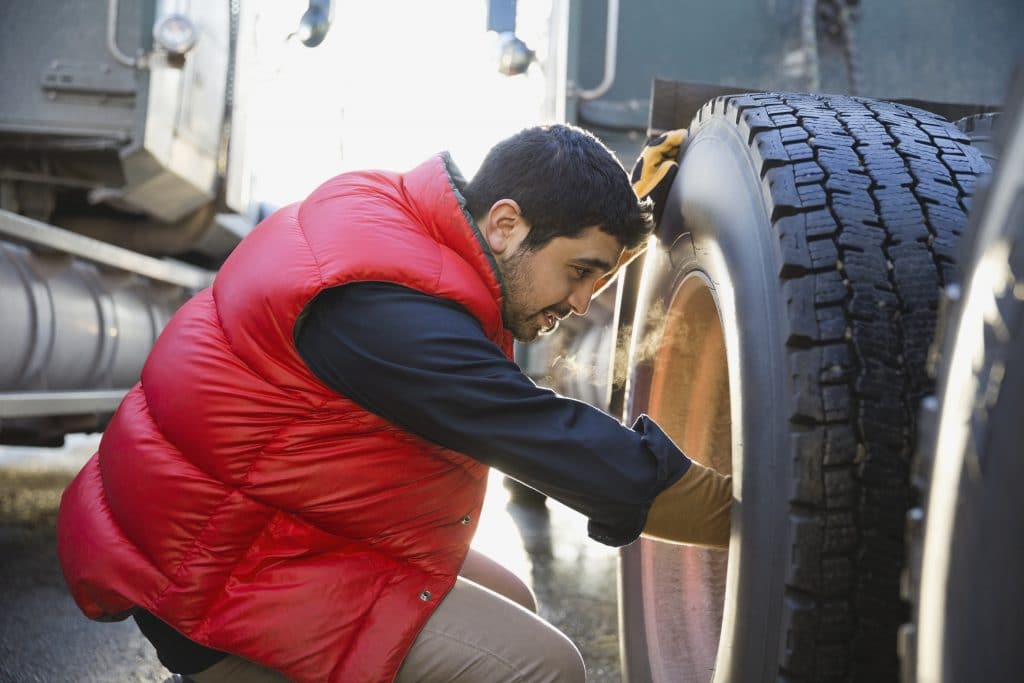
left=621, top=115, right=795, bottom=682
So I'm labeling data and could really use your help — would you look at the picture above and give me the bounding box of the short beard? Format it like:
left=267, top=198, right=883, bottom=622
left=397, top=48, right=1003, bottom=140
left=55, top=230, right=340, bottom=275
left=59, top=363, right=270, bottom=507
left=500, top=246, right=541, bottom=342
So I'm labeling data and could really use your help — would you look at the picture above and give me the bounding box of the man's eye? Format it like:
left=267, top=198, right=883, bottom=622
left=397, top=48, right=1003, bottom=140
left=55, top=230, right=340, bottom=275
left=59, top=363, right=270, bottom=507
left=572, top=266, right=589, bottom=279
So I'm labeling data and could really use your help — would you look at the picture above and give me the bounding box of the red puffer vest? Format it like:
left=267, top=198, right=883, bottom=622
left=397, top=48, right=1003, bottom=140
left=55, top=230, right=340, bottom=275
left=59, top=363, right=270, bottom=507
left=57, top=154, right=513, bottom=682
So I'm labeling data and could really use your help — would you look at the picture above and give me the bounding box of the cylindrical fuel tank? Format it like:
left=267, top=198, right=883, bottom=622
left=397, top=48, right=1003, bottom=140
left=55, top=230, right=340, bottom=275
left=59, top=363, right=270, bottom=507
left=0, top=241, right=189, bottom=392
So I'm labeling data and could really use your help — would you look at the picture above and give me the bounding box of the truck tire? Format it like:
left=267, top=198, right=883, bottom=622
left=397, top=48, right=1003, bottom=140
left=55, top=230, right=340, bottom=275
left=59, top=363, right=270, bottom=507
left=905, top=78, right=1024, bottom=683
left=618, top=93, right=989, bottom=683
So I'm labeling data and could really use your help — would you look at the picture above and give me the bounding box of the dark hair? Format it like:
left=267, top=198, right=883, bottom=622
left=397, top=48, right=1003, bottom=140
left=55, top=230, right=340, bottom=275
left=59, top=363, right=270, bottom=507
left=463, top=124, right=654, bottom=251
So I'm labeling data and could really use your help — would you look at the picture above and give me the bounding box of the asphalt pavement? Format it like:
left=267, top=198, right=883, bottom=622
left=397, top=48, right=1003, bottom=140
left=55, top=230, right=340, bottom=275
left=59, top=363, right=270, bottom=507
left=0, top=437, right=621, bottom=682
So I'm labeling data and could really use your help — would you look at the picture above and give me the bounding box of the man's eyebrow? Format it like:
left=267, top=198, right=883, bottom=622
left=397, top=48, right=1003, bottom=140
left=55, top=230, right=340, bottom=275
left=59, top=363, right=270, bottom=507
left=574, top=257, right=615, bottom=273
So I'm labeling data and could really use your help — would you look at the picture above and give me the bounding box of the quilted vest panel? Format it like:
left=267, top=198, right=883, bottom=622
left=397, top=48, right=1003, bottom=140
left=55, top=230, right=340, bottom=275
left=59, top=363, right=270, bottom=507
left=58, top=155, right=513, bottom=682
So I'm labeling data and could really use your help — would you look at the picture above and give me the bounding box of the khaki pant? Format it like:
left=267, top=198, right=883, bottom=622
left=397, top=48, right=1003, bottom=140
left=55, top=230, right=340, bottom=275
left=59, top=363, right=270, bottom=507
left=189, top=550, right=585, bottom=683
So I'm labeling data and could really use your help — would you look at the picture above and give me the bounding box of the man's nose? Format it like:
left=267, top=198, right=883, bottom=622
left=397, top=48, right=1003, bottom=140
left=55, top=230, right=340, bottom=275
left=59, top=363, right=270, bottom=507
left=567, top=285, right=592, bottom=317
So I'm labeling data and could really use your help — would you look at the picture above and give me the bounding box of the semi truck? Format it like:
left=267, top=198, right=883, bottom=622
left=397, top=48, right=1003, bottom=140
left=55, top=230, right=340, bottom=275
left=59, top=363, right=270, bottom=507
left=2, top=1, right=1021, bottom=681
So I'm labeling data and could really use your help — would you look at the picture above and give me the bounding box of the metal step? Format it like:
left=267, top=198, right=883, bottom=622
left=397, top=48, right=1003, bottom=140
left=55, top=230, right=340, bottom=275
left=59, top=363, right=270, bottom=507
left=0, top=390, right=128, bottom=418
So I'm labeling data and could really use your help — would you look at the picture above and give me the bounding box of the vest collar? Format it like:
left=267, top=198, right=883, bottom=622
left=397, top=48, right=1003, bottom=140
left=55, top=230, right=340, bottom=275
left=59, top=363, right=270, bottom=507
left=402, top=154, right=508, bottom=315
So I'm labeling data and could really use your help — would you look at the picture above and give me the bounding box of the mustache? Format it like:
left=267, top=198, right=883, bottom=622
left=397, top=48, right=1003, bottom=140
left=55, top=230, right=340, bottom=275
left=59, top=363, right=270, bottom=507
left=546, top=306, right=572, bottom=319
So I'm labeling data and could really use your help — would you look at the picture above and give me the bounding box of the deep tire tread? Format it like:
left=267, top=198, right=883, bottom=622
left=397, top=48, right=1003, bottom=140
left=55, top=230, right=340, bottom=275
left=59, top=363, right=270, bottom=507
left=692, top=92, right=989, bottom=682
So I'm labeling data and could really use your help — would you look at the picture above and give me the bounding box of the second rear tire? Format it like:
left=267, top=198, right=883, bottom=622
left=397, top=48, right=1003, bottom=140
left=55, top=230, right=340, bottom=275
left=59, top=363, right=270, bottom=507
left=906, top=73, right=1024, bottom=683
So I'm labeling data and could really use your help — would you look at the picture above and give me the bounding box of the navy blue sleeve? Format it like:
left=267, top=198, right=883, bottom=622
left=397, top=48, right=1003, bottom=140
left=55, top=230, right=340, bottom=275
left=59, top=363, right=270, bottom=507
left=294, top=282, right=691, bottom=546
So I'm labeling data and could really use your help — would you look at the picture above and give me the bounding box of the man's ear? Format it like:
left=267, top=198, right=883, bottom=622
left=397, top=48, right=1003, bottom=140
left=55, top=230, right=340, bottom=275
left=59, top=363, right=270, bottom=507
left=482, top=199, right=528, bottom=256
